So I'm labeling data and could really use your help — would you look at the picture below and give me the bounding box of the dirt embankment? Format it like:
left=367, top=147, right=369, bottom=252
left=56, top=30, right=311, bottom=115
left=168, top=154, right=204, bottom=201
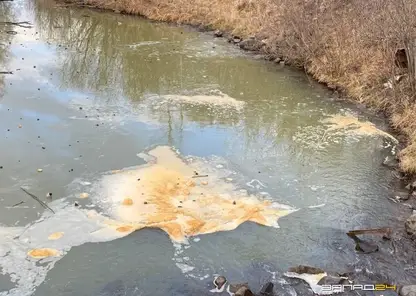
left=62, top=0, right=416, bottom=175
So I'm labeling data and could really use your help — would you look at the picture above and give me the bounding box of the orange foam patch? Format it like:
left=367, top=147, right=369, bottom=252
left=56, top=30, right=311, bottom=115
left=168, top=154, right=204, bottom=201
left=28, top=248, right=60, bottom=259
left=48, top=232, right=64, bottom=240
left=101, top=146, right=295, bottom=242
left=122, top=198, right=133, bottom=206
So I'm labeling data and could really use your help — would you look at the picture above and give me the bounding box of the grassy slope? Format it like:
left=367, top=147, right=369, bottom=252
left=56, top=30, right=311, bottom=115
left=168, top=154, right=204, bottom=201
left=67, top=0, right=416, bottom=173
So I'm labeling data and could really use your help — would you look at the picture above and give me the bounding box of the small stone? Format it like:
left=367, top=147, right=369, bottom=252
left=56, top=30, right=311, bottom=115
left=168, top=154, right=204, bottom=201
left=0, top=166, right=3, bottom=169
left=18, top=124, right=22, bottom=128
left=74, top=201, right=79, bottom=207
left=214, top=30, right=223, bottom=37
left=259, top=282, right=274, bottom=296
left=226, top=178, right=233, bottom=182
left=33, top=66, right=36, bottom=68
left=274, top=57, right=281, bottom=63
left=37, top=168, right=43, bottom=172
left=144, top=201, right=148, bottom=204
left=233, top=201, right=236, bottom=205
left=79, top=107, right=83, bottom=110
left=42, top=147, right=46, bottom=150
left=214, top=276, right=227, bottom=290
left=399, top=285, right=416, bottom=296
left=233, top=37, right=241, bottom=43
left=201, top=181, right=208, bottom=185
left=46, top=192, right=52, bottom=197
left=37, top=118, right=40, bottom=121
left=405, top=213, right=416, bottom=238
left=235, top=287, right=254, bottom=296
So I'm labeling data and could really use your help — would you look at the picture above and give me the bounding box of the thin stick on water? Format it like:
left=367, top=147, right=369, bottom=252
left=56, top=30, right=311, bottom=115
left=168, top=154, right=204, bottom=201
left=191, top=174, right=209, bottom=178
left=20, top=187, right=55, bottom=214
left=11, top=201, right=24, bottom=207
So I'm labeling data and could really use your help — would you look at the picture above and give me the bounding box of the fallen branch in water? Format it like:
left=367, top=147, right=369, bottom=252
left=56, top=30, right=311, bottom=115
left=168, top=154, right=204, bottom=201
left=20, top=187, right=55, bottom=214
left=11, top=201, right=24, bottom=207
left=0, top=21, right=33, bottom=28
left=347, top=227, right=392, bottom=239
left=0, top=71, right=13, bottom=74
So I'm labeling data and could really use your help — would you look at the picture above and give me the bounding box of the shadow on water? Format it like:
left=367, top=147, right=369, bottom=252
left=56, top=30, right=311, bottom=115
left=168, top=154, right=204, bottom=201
left=0, top=2, right=15, bottom=98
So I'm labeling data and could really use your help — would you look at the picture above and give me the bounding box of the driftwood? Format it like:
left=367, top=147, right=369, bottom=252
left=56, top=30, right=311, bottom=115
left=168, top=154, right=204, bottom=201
left=20, top=187, right=55, bottom=214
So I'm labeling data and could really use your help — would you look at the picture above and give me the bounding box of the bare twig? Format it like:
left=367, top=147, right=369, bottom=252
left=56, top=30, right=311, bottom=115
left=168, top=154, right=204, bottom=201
left=11, top=201, right=24, bottom=207
left=0, top=71, right=13, bottom=74
left=191, top=174, right=208, bottom=178
left=20, top=187, right=55, bottom=214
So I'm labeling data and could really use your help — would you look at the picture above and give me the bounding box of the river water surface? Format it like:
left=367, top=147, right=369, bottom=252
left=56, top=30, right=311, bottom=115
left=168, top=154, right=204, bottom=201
left=0, top=0, right=415, bottom=295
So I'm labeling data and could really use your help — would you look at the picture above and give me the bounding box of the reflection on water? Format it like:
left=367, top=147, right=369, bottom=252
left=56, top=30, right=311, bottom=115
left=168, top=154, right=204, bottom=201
left=0, top=3, right=15, bottom=97
left=0, top=0, right=414, bottom=295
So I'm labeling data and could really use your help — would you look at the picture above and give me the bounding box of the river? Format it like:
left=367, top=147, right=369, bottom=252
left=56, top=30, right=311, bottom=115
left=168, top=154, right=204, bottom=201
left=0, top=0, right=414, bottom=295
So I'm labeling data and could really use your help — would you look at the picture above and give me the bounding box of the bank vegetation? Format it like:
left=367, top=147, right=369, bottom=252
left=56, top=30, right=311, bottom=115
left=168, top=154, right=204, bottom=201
left=65, top=0, right=416, bottom=173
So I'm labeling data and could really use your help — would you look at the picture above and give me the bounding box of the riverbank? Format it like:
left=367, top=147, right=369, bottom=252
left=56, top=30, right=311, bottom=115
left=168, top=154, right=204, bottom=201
left=59, top=0, right=416, bottom=177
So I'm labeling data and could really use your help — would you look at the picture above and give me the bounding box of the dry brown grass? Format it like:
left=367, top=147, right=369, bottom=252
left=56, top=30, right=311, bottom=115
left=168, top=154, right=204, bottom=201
left=66, top=0, right=416, bottom=173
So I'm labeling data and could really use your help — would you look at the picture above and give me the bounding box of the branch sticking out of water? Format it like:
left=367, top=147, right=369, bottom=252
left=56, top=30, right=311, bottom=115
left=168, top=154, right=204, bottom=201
left=20, top=187, right=55, bottom=214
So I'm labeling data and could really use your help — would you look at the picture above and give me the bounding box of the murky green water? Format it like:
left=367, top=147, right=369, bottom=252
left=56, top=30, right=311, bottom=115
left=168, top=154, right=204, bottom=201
left=0, top=0, right=414, bottom=295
